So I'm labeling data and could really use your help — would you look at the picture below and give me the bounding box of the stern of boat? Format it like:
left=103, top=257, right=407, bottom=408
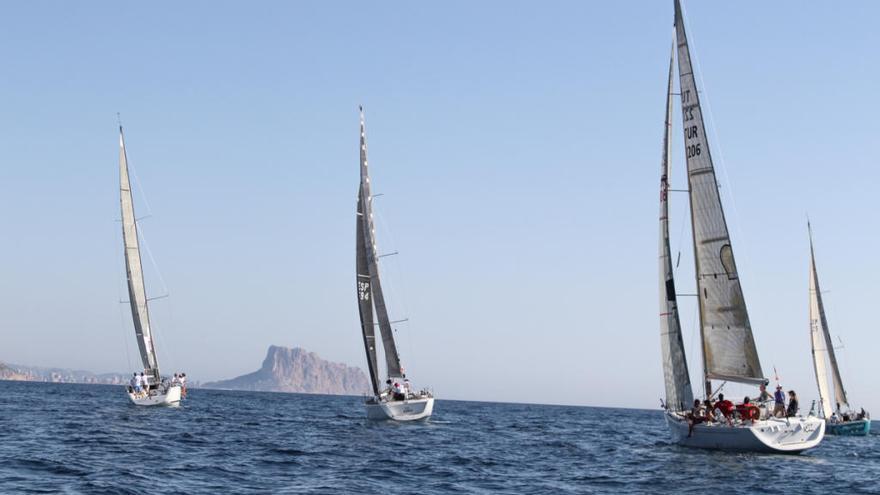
left=127, top=384, right=182, bottom=407
left=366, top=396, right=434, bottom=421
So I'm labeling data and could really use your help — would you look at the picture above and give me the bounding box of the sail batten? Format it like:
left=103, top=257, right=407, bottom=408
left=119, top=127, right=159, bottom=378
left=659, top=36, right=694, bottom=412
left=808, top=224, right=849, bottom=414
left=674, top=0, right=764, bottom=389
left=356, top=109, right=403, bottom=395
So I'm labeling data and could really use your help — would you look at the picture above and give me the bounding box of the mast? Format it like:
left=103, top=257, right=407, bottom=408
left=808, top=222, right=849, bottom=412
left=659, top=36, right=694, bottom=412
left=119, top=126, right=160, bottom=380
left=674, top=0, right=764, bottom=395
left=356, top=108, right=404, bottom=388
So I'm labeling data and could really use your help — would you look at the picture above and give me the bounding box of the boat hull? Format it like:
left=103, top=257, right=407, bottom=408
left=666, top=412, right=825, bottom=453
left=827, top=419, right=871, bottom=436
left=127, top=385, right=182, bottom=407
left=366, top=397, right=434, bottom=421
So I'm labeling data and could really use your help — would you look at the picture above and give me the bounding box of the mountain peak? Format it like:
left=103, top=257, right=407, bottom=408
left=203, top=345, right=369, bottom=396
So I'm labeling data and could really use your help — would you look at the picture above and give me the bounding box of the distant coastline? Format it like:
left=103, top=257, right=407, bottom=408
left=0, top=344, right=367, bottom=396
left=0, top=362, right=133, bottom=386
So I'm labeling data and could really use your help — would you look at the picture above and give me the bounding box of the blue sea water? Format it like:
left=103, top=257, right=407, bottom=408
left=0, top=381, right=877, bottom=494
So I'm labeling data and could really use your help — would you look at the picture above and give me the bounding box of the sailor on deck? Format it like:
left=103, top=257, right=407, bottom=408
left=130, top=373, right=141, bottom=396
left=773, top=386, right=786, bottom=417
left=392, top=381, right=405, bottom=401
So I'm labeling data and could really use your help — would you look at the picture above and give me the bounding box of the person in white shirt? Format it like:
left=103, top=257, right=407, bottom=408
left=403, top=378, right=412, bottom=398
left=130, top=373, right=140, bottom=395
left=392, top=381, right=405, bottom=401
left=179, top=373, right=187, bottom=399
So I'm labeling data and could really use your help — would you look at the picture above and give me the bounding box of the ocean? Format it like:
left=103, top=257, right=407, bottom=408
left=0, top=381, right=877, bottom=494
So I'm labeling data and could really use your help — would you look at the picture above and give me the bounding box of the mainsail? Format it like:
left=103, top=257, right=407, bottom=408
left=357, top=177, right=380, bottom=396
left=355, top=108, right=403, bottom=396
left=674, top=0, right=764, bottom=391
left=808, top=223, right=849, bottom=416
left=119, top=127, right=160, bottom=379
left=659, top=39, right=694, bottom=412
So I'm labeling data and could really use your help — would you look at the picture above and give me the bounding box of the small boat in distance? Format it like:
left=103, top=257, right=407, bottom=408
left=658, top=0, right=824, bottom=452
left=118, top=125, right=182, bottom=406
left=355, top=107, right=434, bottom=421
left=808, top=222, right=871, bottom=435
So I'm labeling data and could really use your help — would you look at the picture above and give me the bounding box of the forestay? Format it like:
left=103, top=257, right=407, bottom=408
left=119, top=127, right=159, bottom=378
left=355, top=108, right=403, bottom=391
left=659, top=39, right=694, bottom=412
left=674, top=0, right=764, bottom=387
left=808, top=223, right=849, bottom=416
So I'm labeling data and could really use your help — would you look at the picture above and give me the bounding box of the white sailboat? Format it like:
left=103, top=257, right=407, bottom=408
left=808, top=223, right=871, bottom=435
left=119, top=126, right=182, bottom=406
left=355, top=107, right=434, bottom=421
left=659, top=0, right=824, bottom=452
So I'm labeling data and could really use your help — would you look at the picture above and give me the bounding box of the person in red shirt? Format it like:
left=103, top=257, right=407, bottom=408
left=713, top=393, right=734, bottom=425
left=736, top=396, right=760, bottom=422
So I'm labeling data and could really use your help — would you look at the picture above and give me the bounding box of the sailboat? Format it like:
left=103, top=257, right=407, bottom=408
left=808, top=223, right=871, bottom=435
left=119, top=125, right=182, bottom=406
left=355, top=107, right=434, bottom=421
left=658, top=0, right=824, bottom=452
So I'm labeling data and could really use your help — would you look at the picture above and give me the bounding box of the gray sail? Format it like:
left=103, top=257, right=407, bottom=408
left=356, top=108, right=403, bottom=382
left=119, top=127, right=159, bottom=379
left=808, top=223, right=849, bottom=412
left=675, top=0, right=764, bottom=389
left=659, top=39, right=694, bottom=412
left=357, top=182, right=380, bottom=395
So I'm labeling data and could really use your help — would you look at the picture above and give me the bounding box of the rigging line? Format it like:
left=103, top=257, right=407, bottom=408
left=688, top=297, right=700, bottom=397
left=672, top=134, right=690, bottom=278
left=153, top=300, right=178, bottom=376
left=372, top=199, right=417, bottom=367
left=126, top=183, right=174, bottom=374
left=679, top=0, right=754, bottom=282
left=126, top=144, right=155, bottom=220
left=135, top=222, right=170, bottom=300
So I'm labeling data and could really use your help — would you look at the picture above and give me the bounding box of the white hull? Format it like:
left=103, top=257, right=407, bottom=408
left=666, top=411, right=825, bottom=453
left=366, top=397, right=434, bottom=421
left=127, top=385, right=182, bottom=407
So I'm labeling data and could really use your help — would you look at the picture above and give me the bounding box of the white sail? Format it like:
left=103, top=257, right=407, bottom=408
left=674, top=0, right=763, bottom=389
left=659, top=38, right=694, bottom=412
left=119, top=127, right=159, bottom=378
left=809, top=248, right=833, bottom=418
left=357, top=108, right=404, bottom=380
left=808, top=223, right=849, bottom=413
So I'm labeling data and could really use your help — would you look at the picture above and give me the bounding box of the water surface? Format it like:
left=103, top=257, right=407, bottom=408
left=0, top=381, right=876, bottom=494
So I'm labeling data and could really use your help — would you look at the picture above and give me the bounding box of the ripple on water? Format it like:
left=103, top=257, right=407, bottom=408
left=0, top=382, right=877, bottom=494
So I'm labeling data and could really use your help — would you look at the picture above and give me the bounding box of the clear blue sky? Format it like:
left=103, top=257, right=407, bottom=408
left=0, top=1, right=877, bottom=411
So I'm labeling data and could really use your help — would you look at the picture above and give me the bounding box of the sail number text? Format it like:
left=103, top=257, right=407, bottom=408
left=358, top=281, right=371, bottom=301
left=684, top=124, right=701, bottom=158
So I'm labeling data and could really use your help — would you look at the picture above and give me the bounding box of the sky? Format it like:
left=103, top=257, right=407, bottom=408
left=0, top=1, right=878, bottom=411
